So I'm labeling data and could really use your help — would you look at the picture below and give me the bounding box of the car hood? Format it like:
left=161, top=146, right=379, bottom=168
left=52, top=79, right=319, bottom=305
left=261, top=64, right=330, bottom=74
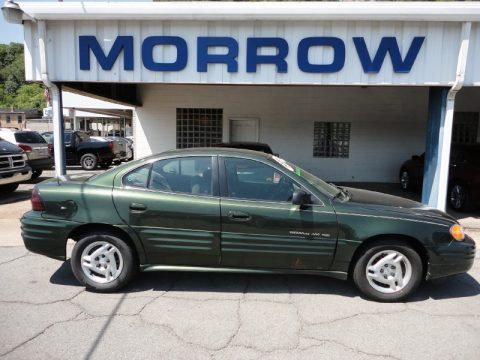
left=341, top=187, right=456, bottom=224
left=0, top=139, right=23, bottom=154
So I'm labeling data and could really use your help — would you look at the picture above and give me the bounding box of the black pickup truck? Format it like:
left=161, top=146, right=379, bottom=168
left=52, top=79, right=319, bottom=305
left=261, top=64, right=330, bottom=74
left=42, top=131, right=116, bottom=170
left=0, top=137, right=32, bottom=194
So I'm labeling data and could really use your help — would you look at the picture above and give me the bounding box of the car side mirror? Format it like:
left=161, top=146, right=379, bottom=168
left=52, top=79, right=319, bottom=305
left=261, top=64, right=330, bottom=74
left=292, top=190, right=311, bottom=208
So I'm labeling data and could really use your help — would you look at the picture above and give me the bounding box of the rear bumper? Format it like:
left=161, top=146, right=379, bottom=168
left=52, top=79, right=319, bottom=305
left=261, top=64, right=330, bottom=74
left=21, top=211, right=78, bottom=261
left=0, top=167, right=32, bottom=185
left=28, top=157, right=54, bottom=171
left=426, top=235, right=476, bottom=280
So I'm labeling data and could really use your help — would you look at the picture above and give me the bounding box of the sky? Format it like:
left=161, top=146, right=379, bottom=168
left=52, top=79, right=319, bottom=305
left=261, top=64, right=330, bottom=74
left=0, top=0, right=151, bottom=44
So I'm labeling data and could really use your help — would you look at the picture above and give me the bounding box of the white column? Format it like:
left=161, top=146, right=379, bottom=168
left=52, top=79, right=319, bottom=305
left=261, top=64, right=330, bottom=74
left=50, top=85, right=67, bottom=176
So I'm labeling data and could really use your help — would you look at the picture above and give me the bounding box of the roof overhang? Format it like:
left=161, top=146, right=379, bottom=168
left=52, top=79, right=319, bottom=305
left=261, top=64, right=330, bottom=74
left=7, top=1, right=480, bottom=23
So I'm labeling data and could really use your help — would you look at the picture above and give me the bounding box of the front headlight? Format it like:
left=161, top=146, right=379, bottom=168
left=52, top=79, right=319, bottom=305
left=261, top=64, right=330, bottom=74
left=449, top=224, right=465, bottom=241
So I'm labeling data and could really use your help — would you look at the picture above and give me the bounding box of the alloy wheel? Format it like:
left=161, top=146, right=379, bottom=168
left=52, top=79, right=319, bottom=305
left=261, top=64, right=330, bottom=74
left=80, top=241, right=124, bottom=283
left=450, top=185, right=466, bottom=210
left=400, top=171, right=409, bottom=190
left=365, top=250, right=412, bottom=294
left=83, top=156, right=96, bottom=170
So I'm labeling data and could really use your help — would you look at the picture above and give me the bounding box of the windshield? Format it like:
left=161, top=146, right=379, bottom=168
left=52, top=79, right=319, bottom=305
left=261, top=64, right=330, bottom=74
left=271, top=156, right=339, bottom=197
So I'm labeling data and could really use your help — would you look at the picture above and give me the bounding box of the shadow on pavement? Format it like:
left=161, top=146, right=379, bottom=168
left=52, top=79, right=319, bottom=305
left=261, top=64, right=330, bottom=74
left=50, top=260, right=479, bottom=301
left=0, top=189, right=32, bottom=205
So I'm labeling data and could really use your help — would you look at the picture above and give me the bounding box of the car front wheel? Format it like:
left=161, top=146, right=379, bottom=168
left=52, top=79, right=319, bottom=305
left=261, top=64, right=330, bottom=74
left=353, top=240, right=423, bottom=302
left=71, top=233, right=138, bottom=292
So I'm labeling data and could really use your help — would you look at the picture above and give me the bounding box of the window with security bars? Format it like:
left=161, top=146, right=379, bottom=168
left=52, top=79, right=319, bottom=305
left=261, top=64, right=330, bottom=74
left=176, top=108, right=223, bottom=149
left=313, top=122, right=351, bottom=158
left=453, top=112, right=479, bottom=144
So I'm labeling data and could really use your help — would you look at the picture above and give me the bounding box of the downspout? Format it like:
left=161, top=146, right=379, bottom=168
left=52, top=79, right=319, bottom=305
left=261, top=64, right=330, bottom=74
left=38, top=20, right=66, bottom=177
left=435, top=21, right=471, bottom=212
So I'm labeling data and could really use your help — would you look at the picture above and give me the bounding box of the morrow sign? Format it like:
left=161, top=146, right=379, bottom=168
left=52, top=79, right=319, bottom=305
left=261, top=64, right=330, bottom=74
left=79, top=35, right=425, bottom=74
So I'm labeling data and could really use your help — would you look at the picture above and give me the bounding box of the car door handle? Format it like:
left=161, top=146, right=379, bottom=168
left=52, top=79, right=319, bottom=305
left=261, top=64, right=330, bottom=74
left=130, top=203, right=147, bottom=211
left=228, top=211, right=251, bottom=221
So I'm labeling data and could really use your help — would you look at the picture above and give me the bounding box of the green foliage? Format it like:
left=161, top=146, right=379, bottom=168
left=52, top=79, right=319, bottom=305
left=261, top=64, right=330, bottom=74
left=0, top=42, right=45, bottom=110
left=14, top=83, right=46, bottom=109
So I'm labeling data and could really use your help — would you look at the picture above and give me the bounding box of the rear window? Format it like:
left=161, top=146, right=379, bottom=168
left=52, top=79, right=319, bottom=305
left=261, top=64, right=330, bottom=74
left=14, top=132, right=46, bottom=144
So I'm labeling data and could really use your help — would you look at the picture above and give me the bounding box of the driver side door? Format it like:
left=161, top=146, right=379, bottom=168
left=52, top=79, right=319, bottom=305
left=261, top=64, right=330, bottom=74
left=219, top=157, right=338, bottom=270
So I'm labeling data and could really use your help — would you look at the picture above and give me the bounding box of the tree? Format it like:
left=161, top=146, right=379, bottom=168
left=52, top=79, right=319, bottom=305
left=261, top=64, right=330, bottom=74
left=14, top=84, right=46, bottom=109
left=0, top=42, right=45, bottom=109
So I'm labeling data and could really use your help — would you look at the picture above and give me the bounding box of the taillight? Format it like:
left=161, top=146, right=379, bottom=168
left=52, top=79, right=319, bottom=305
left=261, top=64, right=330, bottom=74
left=108, top=142, right=114, bottom=151
left=31, top=187, right=45, bottom=211
left=18, top=144, right=32, bottom=153
left=47, top=144, right=52, bottom=154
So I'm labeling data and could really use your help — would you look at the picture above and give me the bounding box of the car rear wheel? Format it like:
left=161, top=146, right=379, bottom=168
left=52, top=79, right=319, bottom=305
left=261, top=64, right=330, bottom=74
left=353, top=240, right=422, bottom=302
left=400, top=169, right=410, bottom=190
left=448, top=183, right=471, bottom=212
left=0, top=183, right=19, bottom=194
left=71, top=233, right=138, bottom=292
left=80, top=153, right=98, bottom=170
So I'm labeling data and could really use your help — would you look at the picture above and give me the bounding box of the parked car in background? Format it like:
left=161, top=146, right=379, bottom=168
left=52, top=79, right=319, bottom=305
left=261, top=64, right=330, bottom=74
left=0, top=129, right=53, bottom=179
left=399, top=144, right=480, bottom=211
left=213, top=142, right=276, bottom=155
left=21, top=148, right=475, bottom=301
left=42, top=130, right=117, bottom=170
left=104, top=136, right=133, bottom=162
left=91, top=136, right=129, bottom=163
left=0, top=136, right=31, bottom=194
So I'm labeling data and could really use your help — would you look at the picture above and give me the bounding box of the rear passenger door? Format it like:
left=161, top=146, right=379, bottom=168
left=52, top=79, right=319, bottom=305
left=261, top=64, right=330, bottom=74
left=113, top=155, right=221, bottom=266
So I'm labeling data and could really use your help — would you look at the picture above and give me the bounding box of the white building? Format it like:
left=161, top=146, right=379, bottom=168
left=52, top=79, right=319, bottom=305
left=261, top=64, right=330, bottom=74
left=3, top=1, right=480, bottom=210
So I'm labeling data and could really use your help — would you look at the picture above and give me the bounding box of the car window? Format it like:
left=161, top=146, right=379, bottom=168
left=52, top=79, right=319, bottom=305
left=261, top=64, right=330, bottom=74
left=123, top=165, right=151, bottom=188
left=41, top=133, right=53, bottom=143
left=149, top=156, right=213, bottom=195
left=224, top=158, right=300, bottom=202
left=77, top=132, right=90, bottom=142
left=14, top=132, right=46, bottom=144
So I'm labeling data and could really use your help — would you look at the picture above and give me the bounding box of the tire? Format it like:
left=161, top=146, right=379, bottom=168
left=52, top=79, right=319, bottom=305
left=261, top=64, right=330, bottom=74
left=448, top=182, right=471, bottom=212
left=399, top=169, right=410, bottom=191
left=80, top=153, right=98, bottom=171
left=0, top=183, right=19, bottom=194
left=352, top=240, right=423, bottom=302
left=31, top=170, right=43, bottom=179
left=71, top=233, right=138, bottom=292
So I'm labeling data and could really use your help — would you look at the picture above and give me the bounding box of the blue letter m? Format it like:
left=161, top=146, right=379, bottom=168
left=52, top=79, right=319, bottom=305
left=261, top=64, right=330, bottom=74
left=79, top=36, right=134, bottom=71
left=353, top=37, right=425, bottom=73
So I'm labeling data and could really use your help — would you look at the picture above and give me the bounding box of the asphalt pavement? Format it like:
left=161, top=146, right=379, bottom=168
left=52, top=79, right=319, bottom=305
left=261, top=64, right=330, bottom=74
left=0, top=169, right=479, bottom=359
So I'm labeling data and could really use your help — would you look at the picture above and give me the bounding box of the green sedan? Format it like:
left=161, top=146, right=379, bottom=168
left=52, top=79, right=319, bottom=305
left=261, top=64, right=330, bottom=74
left=21, top=148, right=475, bottom=301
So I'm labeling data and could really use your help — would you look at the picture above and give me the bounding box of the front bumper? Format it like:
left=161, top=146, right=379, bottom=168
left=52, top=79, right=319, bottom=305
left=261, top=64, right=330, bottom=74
left=426, top=234, right=476, bottom=280
left=21, top=211, right=78, bottom=261
left=0, top=167, right=32, bottom=185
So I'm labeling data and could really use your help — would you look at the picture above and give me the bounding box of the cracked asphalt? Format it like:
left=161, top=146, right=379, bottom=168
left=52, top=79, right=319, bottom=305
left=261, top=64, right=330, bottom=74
left=0, top=170, right=479, bottom=359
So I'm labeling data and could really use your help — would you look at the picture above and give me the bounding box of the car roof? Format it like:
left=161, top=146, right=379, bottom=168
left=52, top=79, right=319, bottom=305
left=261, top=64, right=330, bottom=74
left=217, top=141, right=270, bottom=146
left=145, top=147, right=272, bottom=160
